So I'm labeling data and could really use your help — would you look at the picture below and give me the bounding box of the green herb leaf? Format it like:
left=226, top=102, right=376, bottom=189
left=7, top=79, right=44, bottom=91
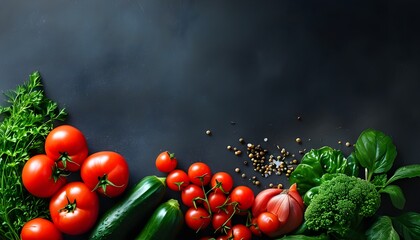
left=276, top=233, right=330, bottom=240
left=0, top=72, right=66, bottom=239
left=386, top=164, right=420, bottom=185
left=379, top=185, right=406, bottom=210
left=366, top=216, right=400, bottom=240
left=354, top=129, right=397, bottom=177
left=289, top=146, right=358, bottom=195
left=392, top=212, right=420, bottom=240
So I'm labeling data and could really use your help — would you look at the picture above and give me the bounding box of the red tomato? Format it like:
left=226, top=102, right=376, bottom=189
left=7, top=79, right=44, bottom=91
left=181, top=184, right=205, bottom=207
left=206, top=192, right=228, bottom=213
left=45, top=125, right=88, bottom=172
left=49, top=182, right=99, bottom=235
left=155, top=151, right=177, bottom=173
left=22, top=154, right=67, bottom=198
left=249, top=217, right=262, bottom=237
left=185, top=207, right=211, bottom=231
left=210, top=172, right=234, bottom=193
left=80, top=151, right=129, bottom=197
left=166, top=169, right=190, bottom=191
left=212, top=211, right=232, bottom=234
left=230, top=186, right=255, bottom=210
left=20, top=218, right=62, bottom=240
left=188, top=162, right=212, bottom=186
left=227, top=224, right=252, bottom=240
left=257, top=212, right=281, bottom=236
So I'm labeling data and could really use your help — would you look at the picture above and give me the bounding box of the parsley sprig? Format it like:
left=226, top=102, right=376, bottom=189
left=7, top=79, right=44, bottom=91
left=0, top=72, right=66, bottom=239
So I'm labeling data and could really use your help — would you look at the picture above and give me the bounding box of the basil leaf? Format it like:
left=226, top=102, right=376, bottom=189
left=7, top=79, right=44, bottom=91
left=379, top=185, right=406, bottom=210
left=276, top=234, right=330, bottom=240
left=392, top=212, right=420, bottom=240
left=366, top=216, right=400, bottom=240
left=387, top=164, right=420, bottom=185
left=289, top=146, right=358, bottom=195
left=354, top=129, right=397, bottom=174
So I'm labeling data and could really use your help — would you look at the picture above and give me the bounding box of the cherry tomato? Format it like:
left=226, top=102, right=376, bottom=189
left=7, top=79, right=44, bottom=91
left=166, top=169, right=190, bottom=191
left=45, top=125, right=88, bottom=172
left=22, top=154, right=67, bottom=198
left=227, top=224, right=252, bottom=240
left=210, top=172, right=234, bottom=193
left=185, top=207, right=211, bottom=231
left=20, top=218, right=62, bottom=240
left=181, top=184, right=205, bottom=207
left=249, top=217, right=262, bottom=237
left=80, top=151, right=129, bottom=197
left=206, top=192, right=227, bottom=213
left=155, top=151, right=177, bottom=173
left=212, top=211, right=232, bottom=234
left=229, top=186, right=255, bottom=210
left=257, top=212, right=281, bottom=236
left=188, top=162, right=212, bottom=186
left=49, top=182, right=99, bottom=235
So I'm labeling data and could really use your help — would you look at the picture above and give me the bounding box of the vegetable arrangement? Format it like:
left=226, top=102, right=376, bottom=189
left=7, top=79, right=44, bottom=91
left=157, top=152, right=257, bottom=240
left=1, top=72, right=419, bottom=240
left=284, top=129, right=420, bottom=240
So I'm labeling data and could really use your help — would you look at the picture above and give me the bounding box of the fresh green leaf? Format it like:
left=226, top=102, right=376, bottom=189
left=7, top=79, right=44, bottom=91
left=392, top=212, right=420, bottom=240
left=366, top=216, right=400, bottom=240
left=276, top=233, right=330, bottom=240
left=0, top=72, right=66, bottom=239
left=379, top=185, right=406, bottom=210
left=386, top=164, right=420, bottom=185
left=354, top=129, right=397, bottom=178
left=289, top=146, right=358, bottom=195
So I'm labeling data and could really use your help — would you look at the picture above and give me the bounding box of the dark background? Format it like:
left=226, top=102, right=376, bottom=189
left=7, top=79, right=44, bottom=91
left=1, top=0, right=420, bottom=239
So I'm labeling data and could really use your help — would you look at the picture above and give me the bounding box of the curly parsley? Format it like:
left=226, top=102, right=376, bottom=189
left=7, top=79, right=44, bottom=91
left=0, top=72, right=66, bottom=239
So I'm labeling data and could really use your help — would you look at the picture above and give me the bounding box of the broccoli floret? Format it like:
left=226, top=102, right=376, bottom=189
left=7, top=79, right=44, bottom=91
left=304, top=174, right=380, bottom=238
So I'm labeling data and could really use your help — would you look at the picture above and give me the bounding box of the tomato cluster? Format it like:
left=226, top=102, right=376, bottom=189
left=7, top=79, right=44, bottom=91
left=20, top=125, right=130, bottom=239
left=156, top=151, right=256, bottom=240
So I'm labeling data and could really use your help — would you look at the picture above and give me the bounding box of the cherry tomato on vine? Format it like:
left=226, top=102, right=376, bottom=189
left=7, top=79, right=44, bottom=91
left=210, top=172, right=234, bottom=193
left=80, top=151, right=129, bottom=197
left=20, top=218, right=62, bottom=240
left=257, top=211, right=281, bottom=236
left=166, top=169, right=190, bottom=191
left=49, top=182, right=99, bottom=235
left=22, top=154, right=67, bottom=198
left=229, top=186, right=255, bottom=211
left=212, top=211, right=232, bottom=234
left=45, top=125, right=88, bottom=172
left=155, top=151, right=177, bottom=173
left=227, top=224, right=252, bottom=240
left=249, top=217, right=262, bottom=237
left=185, top=207, right=211, bottom=231
left=188, top=162, right=212, bottom=186
left=181, top=184, right=205, bottom=207
left=206, top=192, right=228, bottom=213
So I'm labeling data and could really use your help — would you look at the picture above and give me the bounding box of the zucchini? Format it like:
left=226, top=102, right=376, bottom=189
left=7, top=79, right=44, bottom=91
left=89, top=175, right=166, bottom=240
left=136, top=199, right=183, bottom=240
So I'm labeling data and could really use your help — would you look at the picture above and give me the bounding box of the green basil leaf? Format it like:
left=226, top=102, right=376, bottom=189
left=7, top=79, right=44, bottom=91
left=387, top=164, right=420, bottom=185
left=276, top=234, right=330, bottom=240
left=392, top=212, right=420, bottom=240
left=379, top=185, right=406, bottom=210
left=290, top=146, right=357, bottom=195
left=366, top=216, right=400, bottom=240
left=354, top=129, right=397, bottom=174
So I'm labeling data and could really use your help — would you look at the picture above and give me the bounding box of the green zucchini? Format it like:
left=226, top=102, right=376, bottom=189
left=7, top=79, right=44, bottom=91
left=89, top=175, right=166, bottom=240
left=136, top=199, right=184, bottom=240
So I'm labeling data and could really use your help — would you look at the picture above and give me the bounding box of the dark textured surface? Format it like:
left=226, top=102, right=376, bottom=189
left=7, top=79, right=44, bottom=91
left=1, top=1, right=420, bottom=239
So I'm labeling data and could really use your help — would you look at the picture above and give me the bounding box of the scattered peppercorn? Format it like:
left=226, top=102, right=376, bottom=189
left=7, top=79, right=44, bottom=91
left=295, top=137, right=302, bottom=144
left=345, top=142, right=351, bottom=147
left=235, top=168, right=240, bottom=173
left=206, top=130, right=212, bottom=135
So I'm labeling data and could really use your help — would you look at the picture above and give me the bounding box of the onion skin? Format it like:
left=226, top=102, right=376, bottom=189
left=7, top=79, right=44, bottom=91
left=251, top=188, right=282, bottom=217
